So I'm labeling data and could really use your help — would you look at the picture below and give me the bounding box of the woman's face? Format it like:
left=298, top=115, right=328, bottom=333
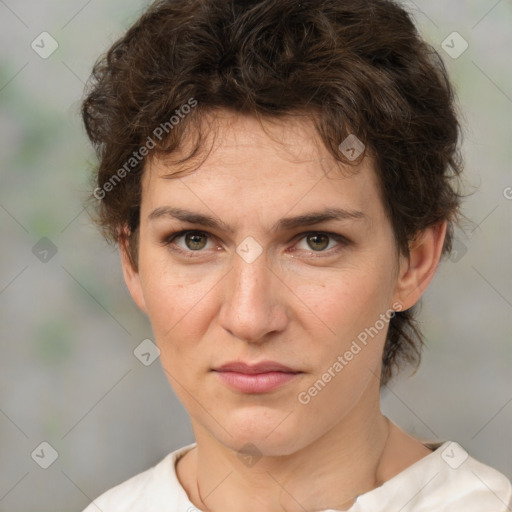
left=124, top=112, right=415, bottom=456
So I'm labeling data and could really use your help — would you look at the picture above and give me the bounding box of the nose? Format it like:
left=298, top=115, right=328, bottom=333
left=218, top=250, right=288, bottom=343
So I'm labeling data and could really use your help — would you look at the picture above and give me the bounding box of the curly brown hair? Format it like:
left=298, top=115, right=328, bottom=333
left=81, top=0, right=464, bottom=386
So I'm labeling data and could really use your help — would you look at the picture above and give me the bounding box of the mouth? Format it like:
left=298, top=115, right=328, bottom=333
left=212, top=361, right=303, bottom=393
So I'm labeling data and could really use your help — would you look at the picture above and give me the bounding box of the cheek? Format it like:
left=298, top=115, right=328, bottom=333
left=294, top=266, right=393, bottom=339
left=138, top=247, right=216, bottom=334
left=292, top=268, right=394, bottom=394
left=294, top=277, right=391, bottom=418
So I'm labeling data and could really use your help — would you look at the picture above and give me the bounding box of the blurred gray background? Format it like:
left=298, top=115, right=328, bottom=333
left=0, top=1, right=511, bottom=511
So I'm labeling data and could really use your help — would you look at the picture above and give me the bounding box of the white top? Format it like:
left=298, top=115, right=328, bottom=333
left=82, top=441, right=512, bottom=512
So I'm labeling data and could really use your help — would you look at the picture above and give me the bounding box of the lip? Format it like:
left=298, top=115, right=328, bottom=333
left=214, top=361, right=299, bottom=374
left=212, top=361, right=302, bottom=393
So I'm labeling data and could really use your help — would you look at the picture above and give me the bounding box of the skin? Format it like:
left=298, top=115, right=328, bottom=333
left=121, top=110, right=447, bottom=512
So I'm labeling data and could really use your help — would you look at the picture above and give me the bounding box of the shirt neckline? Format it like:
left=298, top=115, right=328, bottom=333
left=170, top=440, right=450, bottom=511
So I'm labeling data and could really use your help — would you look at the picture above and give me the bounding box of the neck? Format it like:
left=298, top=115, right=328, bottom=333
left=181, top=390, right=394, bottom=512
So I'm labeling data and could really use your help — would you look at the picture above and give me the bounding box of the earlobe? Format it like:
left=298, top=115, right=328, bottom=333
left=119, top=234, right=148, bottom=314
left=393, top=220, right=448, bottom=310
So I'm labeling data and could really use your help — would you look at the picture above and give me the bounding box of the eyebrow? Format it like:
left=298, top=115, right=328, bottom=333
left=148, top=206, right=366, bottom=233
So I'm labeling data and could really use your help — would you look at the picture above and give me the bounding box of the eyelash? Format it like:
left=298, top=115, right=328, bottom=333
left=161, top=230, right=350, bottom=258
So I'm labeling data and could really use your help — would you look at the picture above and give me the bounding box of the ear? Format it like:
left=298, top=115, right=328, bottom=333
left=393, top=220, right=447, bottom=310
left=119, top=232, right=148, bottom=314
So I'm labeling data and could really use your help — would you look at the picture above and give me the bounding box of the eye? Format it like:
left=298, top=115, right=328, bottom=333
left=162, top=229, right=349, bottom=258
left=293, top=232, right=347, bottom=254
left=163, top=230, right=215, bottom=254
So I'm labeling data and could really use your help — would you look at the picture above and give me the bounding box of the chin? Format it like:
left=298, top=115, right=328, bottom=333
left=211, top=407, right=309, bottom=457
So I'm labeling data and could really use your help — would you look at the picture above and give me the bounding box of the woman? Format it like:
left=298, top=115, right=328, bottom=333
left=80, top=0, right=511, bottom=510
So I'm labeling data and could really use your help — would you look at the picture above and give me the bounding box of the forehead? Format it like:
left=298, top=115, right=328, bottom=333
left=141, top=112, right=383, bottom=221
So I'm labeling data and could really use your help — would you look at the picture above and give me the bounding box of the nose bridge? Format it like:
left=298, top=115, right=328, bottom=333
left=220, top=248, right=286, bottom=342
left=233, top=251, right=271, bottom=303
